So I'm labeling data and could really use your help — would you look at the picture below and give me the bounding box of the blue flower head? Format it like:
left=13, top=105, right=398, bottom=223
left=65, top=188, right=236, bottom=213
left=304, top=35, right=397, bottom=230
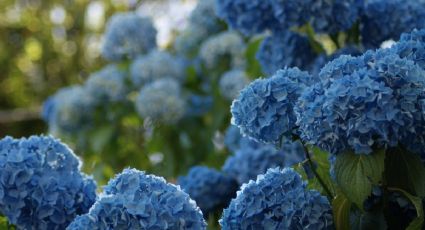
left=68, top=168, right=207, bottom=229
left=174, top=25, right=210, bottom=57
left=392, top=29, right=425, bottom=70
left=231, top=67, right=314, bottom=143
left=189, top=0, right=224, bottom=33
left=222, top=138, right=305, bottom=185
left=135, top=78, right=186, bottom=124
left=224, top=125, right=243, bottom=152
left=310, top=45, right=364, bottom=75
left=220, top=167, right=334, bottom=229
left=215, top=0, right=278, bottom=35
left=85, top=65, right=127, bottom=103
left=199, top=31, right=246, bottom=69
left=177, top=166, right=238, bottom=216
left=361, top=0, right=425, bottom=48
left=256, top=32, right=317, bottom=75
left=130, top=50, right=186, bottom=88
left=219, top=69, right=250, bottom=100
left=297, top=49, right=425, bottom=155
left=101, top=12, right=157, bottom=61
left=185, top=94, right=213, bottom=117
left=43, top=86, right=94, bottom=135
left=0, top=136, right=97, bottom=229
left=309, top=0, right=363, bottom=34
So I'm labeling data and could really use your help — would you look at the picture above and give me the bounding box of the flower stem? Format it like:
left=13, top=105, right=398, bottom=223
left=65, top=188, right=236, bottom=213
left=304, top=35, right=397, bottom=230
left=301, top=144, right=333, bottom=199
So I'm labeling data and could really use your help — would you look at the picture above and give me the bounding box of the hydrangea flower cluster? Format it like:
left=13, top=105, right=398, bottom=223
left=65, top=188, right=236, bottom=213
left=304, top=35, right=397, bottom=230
left=223, top=125, right=243, bottom=152
left=216, top=0, right=362, bottom=35
left=219, top=69, right=250, bottom=100
left=220, top=168, right=334, bottom=229
left=85, top=65, right=128, bottom=103
left=130, top=50, right=186, bottom=87
left=135, top=78, right=186, bottom=124
left=177, top=166, right=239, bottom=216
left=231, top=67, right=314, bottom=143
left=361, top=0, right=425, bottom=48
left=189, top=0, right=223, bottom=33
left=101, top=12, right=157, bottom=61
left=42, top=86, right=94, bottom=135
left=256, top=31, right=317, bottom=74
left=199, top=31, right=246, bottom=70
left=68, top=168, right=206, bottom=230
left=310, top=45, right=364, bottom=75
left=185, top=94, right=214, bottom=117
left=222, top=142, right=285, bottom=185
left=296, top=35, right=425, bottom=155
left=0, top=136, right=97, bottom=229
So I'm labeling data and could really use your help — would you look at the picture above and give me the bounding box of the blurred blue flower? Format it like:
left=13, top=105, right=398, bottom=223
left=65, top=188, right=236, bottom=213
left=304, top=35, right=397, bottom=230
left=174, top=25, right=210, bottom=57
left=231, top=67, right=314, bottom=143
left=135, top=78, right=186, bottom=124
left=297, top=50, right=425, bottom=155
left=310, top=0, right=363, bottom=34
left=256, top=32, right=317, bottom=75
left=222, top=138, right=305, bottom=185
left=130, top=50, right=186, bottom=88
left=199, top=31, right=246, bottom=69
left=185, top=94, right=213, bottom=117
left=177, top=166, right=238, bottom=216
left=85, top=65, right=127, bottom=103
left=68, top=168, right=206, bottom=229
left=0, top=136, right=97, bottom=229
left=189, top=0, right=223, bottom=33
left=220, top=167, right=333, bottom=229
left=101, top=12, right=157, bottom=61
left=215, top=0, right=278, bottom=35
left=42, top=86, right=94, bottom=135
left=269, top=0, right=312, bottom=29
left=224, top=125, right=243, bottom=152
left=219, top=69, right=250, bottom=100
left=361, top=0, right=425, bottom=48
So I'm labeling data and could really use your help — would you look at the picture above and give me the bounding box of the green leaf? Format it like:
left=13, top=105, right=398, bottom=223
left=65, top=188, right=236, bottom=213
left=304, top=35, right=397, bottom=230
left=334, top=150, right=385, bottom=210
left=385, top=148, right=425, bottom=197
left=332, top=194, right=351, bottom=230
left=311, top=147, right=336, bottom=195
left=90, top=125, right=115, bottom=152
left=245, top=37, right=263, bottom=78
left=388, top=188, right=424, bottom=230
left=351, top=209, right=387, bottom=230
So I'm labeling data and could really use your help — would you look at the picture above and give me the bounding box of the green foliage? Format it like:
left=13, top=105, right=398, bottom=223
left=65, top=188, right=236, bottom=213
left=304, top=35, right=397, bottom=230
left=334, top=150, right=386, bottom=210
left=388, top=188, right=424, bottom=230
left=332, top=193, right=351, bottom=230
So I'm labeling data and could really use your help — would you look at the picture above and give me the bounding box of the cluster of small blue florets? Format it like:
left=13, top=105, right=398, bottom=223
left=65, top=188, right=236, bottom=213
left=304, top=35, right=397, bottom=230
left=0, top=136, right=97, bottom=229
left=178, top=166, right=238, bottom=216
left=130, top=50, right=186, bottom=87
left=135, top=78, right=186, bottom=124
left=219, top=69, right=250, bottom=100
left=296, top=30, right=425, bottom=155
left=220, top=168, right=334, bottom=229
left=68, top=168, right=206, bottom=230
left=85, top=65, right=128, bottom=103
left=231, top=67, right=314, bottom=143
left=256, top=31, right=317, bottom=75
left=101, top=12, right=157, bottom=61
left=200, top=31, right=246, bottom=70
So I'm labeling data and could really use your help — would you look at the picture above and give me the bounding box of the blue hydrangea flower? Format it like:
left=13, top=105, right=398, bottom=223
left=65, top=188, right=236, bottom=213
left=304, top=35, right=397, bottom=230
left=130, top=50, right=186, bottom=88
left=185, top=94, right=213, bottom=117
left=224, top=125, right=243, bottom=152
left=219, top=69, right=250, bottom=100
left=220, top=168, right=334, bottom=229
left=174, top=25, right=210, bottom=57
left=101, top=13, right=157, bottom=61
left=222, top=138, right=305, bottom=185
left=297, top=50, right=425, bottom=155
left=0, top=136, right=97, bottom=229
left=135, top=78, right=186, bottom=124
left=310, top=45, right=364, bottom=75
left=309, top=0, right=363, bottom=34
left=361, top=0, right=425, bottom=48
left=42, top=86, right=94, bottom=135
left=68, top=168, right=206, bottom=229
left=231, top=67, right=314, bottom=143
left=256, top=32, right=317, bottom=75
left=392, top=29, right=425, bottom=70
left=269, top=0, right=313, bottom=29
left=199, top=31, right=246, bottom=69
left=215, top=0, right=279, bottom=35
left=85, top=65, right=127, bottom=103
left=177, top=166, right=238, bottom=216
left=189, top=0, right=224, bottom=33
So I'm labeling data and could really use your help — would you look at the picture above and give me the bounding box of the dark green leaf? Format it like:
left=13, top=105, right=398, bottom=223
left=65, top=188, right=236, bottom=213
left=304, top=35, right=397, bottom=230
left=385, top=148, right=425, bottom=197
left=332, top=194, right=351, bottom=230
left=351, top=209, right=387, bottom=230
left=388, top=188, right=424, bottom=230
left=245, top=37, right=263, bottom=78
left=90, top=125, right=115, bottom=152
left=334, top=150, right=385, bottom=210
